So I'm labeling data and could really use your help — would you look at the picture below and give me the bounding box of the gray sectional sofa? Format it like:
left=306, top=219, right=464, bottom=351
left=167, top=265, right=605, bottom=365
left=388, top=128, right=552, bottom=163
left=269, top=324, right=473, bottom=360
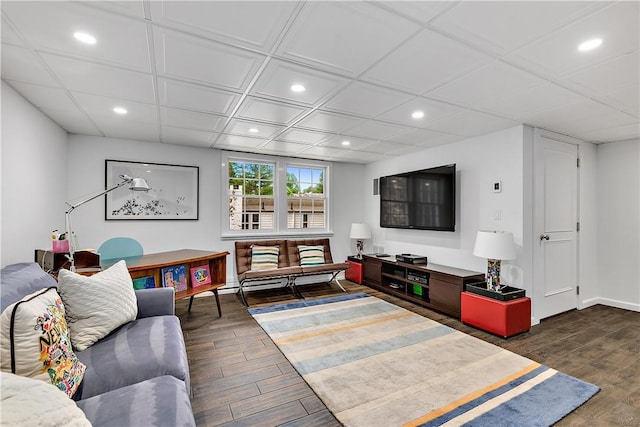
left=0, top=262, right=195, bottom=426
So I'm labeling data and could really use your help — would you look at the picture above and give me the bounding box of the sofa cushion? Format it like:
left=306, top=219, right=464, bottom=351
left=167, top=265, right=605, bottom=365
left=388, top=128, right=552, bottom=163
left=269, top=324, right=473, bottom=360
left=1, top=371, right=91, bottom=427
left=250, top=245, right=279, bottom=270
left=58, top=260, right=138, bottom=351
left=0, top=287, right=85, bottom=398
left=75, top=315, right=190, bottom=399
left=298, top=245, right=325, bottom=266
left=77, top=375, right=195, bottom=427
left=0, top=262, right=57, bottom=313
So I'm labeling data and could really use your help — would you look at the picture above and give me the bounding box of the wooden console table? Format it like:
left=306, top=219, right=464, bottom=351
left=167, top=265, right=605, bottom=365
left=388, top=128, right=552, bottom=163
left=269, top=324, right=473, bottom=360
left=102, top=249, right=229, bottom=316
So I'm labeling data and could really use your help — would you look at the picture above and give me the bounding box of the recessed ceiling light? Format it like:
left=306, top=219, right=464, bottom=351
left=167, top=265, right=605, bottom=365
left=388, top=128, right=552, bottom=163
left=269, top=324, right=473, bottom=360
left=113, top=107, right=128, bottom=115
left=411, top=110, right=425, bottom=119
left=73, top=32, right=96, bottom=45
left=248, top=128, right=259, bottom=133
left=578, top=38, right=602, bottom=52
left=341, top=140, right=351, bottom=146
left=290, top=84, right=306, bottom=93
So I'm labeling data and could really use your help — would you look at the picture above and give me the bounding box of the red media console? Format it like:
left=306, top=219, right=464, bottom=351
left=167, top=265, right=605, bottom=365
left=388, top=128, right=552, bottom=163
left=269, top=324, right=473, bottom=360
left=461, top=291, right=531, bottom=338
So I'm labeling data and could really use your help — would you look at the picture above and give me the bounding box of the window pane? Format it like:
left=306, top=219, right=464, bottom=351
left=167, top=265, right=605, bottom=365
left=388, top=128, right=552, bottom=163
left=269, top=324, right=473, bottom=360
left=228, top=160, right=275, bottom=231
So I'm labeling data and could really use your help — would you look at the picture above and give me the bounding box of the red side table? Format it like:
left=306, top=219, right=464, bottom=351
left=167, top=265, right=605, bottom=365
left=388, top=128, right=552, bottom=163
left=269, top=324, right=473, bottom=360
left=345, top=256, right=363, bottom=284
left=461, top=291, right=531, bottom=338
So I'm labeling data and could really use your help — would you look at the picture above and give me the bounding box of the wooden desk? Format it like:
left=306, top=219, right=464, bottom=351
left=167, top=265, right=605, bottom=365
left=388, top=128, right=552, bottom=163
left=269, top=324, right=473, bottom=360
left=103, top=249, right=229, bottom=316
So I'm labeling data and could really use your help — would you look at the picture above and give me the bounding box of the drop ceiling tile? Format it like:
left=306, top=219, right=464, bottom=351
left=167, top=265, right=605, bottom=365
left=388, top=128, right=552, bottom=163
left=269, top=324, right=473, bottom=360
left=8, top=82, right=79, bottom=112
left=320, top=135, right=377, bottom=150
left=431, top=1, right=607, bottom=55
left=277, top=128, right=330, bottom=145
left=547, top=109, right=638, bottom=135
left=385, top=128, right=462, bottom=147
left=574, top=122, right=640, bottom=142
left=343, top=120, right=407, bottom=140
left=1, top=45, right=59, bottom=86
left=2, top=1, right=151, bottom=72
left=160, top=107, right=226, bottom=132
left=427, top=60, right=545, bottom=108
left=361, top=140, right=418, bottom=155
left=565, top=50, right=639, bottom=97
left=362, top=29, right=492, bottom=94
left=224, top=119, right=284, bottom=139
left=336, top=150, right=390, bottom=163
left=296, top=110, right=367, bottom=133
left=40, top=108, right=101, bottom=136
left=376, top=97, right=463, bottom=126
left=526, top=99, right=637, bottom=132
left=480, top=82, right=585, bottom=118
left=158, top=77, right=238, bottom=115
left=84, top=1, right=145, bottom=18
left=72, top=92, right=158, bottom=123
left=508, top=2, right=640, bottom=78
left=323, top=82, right=413, bottom=118
left=277, top=1, right=419, bottom=76
left=149, top=1, right=298, bottom=51
left=98, top=120, right=159, bottom=142
left=260, top=140, right=308, bottom=155
left=154, top=28, right=265, bottom=91
left=299, top=145, right=352, bottom=158
left=372, top=1, right=453, bottom=25
left=426, top=109, right=519, bottom=137
left=42, top=53, right=155, bottom=103
left=236, top=97, right=308, bottom=125
left=251, top=59, right=350, bottom=106
left=600, top=84, right=639, bottom=117
left=1, top=16, right=24, bottom=47
left=161, top=126, right=214, bottom=147
left=214, top=134, right=267, bottom=150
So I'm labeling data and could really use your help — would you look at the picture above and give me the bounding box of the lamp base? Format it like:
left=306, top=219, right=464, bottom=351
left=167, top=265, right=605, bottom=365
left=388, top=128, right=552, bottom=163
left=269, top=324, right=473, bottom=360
left=356, top=240, right=364, bottom=259
left=486, top=258, right=502, bottom=291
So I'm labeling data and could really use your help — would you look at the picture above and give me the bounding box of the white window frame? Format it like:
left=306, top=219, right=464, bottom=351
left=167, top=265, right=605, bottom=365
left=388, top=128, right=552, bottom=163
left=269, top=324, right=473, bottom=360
left=221, top=151, right=332, bottom=239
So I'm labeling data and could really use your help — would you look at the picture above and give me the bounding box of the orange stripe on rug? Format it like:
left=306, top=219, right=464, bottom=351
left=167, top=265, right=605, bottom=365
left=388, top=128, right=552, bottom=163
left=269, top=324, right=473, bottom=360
left=402, top=362, right=542, bottom=427
left=274, top=312, right=414, bottom=345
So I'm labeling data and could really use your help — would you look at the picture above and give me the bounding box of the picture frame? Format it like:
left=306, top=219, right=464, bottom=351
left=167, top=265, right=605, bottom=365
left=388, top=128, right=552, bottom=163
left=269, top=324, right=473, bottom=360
left=161, top=265, right=188, bottom=292
left=132, top=276, right=156, bottom=290
left=190, top=265, right=212, bottom=288
left=105, top=159, right=199, bottom=220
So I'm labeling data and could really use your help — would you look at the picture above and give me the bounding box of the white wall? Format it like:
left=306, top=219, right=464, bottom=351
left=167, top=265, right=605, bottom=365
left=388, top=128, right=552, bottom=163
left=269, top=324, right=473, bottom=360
left=1, top=82, right=68, bottom=266
left=364, top=125, right=527, bottom=289
left=67, top=135, right=365, bottom=286
left=596, top=139, right=640, bottom=310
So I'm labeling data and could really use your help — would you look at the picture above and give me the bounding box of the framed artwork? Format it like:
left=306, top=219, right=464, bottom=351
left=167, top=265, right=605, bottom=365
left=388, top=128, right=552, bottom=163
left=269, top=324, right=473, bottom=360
left=190, top=265, right=212, bottom=288
left=105, top=159, right=199, bottom=220
left=161, top=265, right=188, bottom=292
left=132, top=276, right=156, bottom=290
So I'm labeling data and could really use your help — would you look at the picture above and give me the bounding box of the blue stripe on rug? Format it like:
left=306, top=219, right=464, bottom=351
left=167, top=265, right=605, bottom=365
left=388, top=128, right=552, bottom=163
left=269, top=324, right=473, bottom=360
left=248, top=292, right=370, bottom=315
left=295, top=324, right=454, bottom=375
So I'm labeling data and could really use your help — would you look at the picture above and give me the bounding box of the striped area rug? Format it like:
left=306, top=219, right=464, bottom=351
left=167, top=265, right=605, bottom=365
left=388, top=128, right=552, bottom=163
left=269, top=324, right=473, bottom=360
left=249, top=293, right=599, bottom=427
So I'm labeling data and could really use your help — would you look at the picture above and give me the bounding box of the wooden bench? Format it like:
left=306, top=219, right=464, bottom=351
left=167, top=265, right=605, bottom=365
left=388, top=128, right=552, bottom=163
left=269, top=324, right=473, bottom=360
left=234, top=238, right=349, bottom=306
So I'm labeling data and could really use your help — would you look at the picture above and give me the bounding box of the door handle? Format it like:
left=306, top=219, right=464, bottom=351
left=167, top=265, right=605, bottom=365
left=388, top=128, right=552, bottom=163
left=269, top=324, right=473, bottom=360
left=540, top=234, right=550, bottom=241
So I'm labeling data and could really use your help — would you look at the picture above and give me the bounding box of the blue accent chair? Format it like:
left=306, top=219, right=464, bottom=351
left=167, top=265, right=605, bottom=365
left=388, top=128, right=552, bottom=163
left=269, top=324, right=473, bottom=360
left=97, top=237, right=143, bottom=261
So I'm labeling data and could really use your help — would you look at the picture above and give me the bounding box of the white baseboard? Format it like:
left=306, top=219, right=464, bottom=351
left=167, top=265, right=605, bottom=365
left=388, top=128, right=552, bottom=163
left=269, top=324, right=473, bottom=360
left=581, top=297, right=640, bottom=312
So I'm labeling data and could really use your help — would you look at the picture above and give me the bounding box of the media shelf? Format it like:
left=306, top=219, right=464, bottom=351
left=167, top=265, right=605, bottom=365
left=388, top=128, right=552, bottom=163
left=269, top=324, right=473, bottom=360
left=362, top=255, right=484, bottom=319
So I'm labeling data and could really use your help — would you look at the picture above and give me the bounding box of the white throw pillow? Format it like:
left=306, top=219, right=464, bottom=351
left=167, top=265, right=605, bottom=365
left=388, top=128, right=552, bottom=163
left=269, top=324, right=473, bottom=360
left=58, top=260, right=138, bottom=351
left=1, top=371, right=91, bottom=427
left=0, top=287, right=86, bottom=398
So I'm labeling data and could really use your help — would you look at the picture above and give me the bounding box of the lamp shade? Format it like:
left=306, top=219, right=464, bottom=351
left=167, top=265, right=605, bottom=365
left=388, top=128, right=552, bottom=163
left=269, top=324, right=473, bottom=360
left=473, top=230, right=516, bottom=260
left=129, top=178, right=150, bottom=191
left=349, top=223, right=371, bottom=240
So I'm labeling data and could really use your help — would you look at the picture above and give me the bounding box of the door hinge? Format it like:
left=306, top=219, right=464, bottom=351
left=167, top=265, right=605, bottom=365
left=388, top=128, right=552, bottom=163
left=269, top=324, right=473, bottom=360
left=577, top=222, right=580, bottom=232
left=577, top=158, right=580, bottom=168
left=576, top=286, right=580, bottom=295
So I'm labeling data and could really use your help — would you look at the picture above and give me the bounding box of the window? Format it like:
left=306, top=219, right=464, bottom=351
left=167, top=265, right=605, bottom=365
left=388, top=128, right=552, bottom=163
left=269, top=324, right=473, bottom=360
left=224, top=153, right=329, bottom=236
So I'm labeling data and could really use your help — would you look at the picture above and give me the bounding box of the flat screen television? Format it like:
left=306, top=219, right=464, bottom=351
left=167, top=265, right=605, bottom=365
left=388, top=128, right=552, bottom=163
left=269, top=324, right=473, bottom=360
left=379, top=164, right=456, bottom=231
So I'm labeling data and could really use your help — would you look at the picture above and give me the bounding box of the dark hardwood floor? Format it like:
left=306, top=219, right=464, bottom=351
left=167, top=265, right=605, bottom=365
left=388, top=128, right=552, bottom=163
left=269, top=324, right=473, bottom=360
left=176, top=281, right=640, bottom=427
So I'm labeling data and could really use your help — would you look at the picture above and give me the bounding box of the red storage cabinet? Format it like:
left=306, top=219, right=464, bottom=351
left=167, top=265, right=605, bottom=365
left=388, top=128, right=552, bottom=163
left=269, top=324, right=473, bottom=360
left=461, top=292, right=531, bottom=338
left=345, top=258, right=363, bottom=284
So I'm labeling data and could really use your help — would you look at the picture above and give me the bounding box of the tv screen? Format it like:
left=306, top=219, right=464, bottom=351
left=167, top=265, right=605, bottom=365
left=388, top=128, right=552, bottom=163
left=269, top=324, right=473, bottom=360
left=380, top=164, right=456, bottom=231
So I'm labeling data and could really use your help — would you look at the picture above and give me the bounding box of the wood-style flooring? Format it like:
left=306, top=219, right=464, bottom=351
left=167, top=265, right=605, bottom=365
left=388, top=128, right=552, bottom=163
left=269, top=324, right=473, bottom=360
left=176, top=281, right=640, bottom=427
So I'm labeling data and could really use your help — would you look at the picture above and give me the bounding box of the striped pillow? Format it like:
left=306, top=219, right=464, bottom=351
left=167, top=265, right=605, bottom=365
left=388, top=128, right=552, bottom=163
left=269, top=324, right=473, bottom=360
left=251, top=246, right=279, bottom=270
left=298, top=245, right=325, bottom=266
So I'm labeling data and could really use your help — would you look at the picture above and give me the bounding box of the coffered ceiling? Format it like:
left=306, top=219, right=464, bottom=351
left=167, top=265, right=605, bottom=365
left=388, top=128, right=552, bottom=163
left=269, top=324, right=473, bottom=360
left=2, top=1, right=638, bottom=164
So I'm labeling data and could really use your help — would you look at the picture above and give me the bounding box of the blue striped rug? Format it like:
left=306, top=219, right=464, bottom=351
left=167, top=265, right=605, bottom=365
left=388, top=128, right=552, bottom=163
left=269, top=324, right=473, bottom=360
left=249, top=293, right=599, bottom=427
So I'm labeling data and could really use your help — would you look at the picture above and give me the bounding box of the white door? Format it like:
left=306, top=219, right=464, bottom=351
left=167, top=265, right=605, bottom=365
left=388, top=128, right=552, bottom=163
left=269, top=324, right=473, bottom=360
left=534, top=132, right=579, bottom=319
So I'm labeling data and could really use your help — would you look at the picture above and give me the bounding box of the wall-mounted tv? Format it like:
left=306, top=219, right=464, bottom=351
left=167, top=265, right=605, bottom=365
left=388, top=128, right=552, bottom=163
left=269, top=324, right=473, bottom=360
left=379, top=164, right=456, bottom=232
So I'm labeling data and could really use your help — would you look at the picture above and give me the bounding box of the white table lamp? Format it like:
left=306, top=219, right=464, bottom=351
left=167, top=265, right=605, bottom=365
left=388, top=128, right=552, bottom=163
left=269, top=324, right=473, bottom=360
left=350, top=223, right=371, bottom=259
left=473, top=230, right=516, bottom=291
